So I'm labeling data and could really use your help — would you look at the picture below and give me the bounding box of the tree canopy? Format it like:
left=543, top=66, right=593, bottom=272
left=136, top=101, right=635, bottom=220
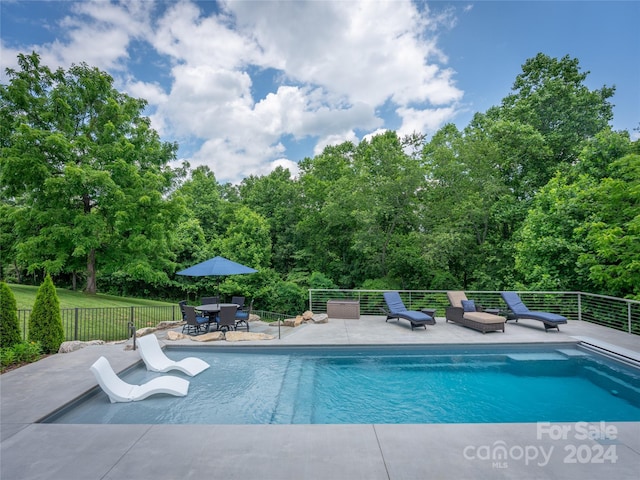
left=1, top=53, right=184, bottom=294
left=2, top=52, right=638, bottom=307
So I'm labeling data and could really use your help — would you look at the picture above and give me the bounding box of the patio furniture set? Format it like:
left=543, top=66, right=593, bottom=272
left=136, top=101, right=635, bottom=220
left=179, top=296, right=254, bottom=335
left=383, top=290, right=567, bottom=334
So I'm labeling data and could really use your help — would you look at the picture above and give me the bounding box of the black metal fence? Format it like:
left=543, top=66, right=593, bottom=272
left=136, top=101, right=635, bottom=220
left=16, top=306, right=298, bottom=343
left=17, top=305, right=182, bottom=342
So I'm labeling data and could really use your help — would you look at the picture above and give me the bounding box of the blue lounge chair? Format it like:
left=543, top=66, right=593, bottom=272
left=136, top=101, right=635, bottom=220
left=383, top=291, right=435, bottom=330
left=500, top=291, right=568, bottom=331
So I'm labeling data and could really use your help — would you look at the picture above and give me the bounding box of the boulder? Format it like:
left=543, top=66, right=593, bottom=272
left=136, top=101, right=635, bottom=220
left=225, top=331, right=275, bottom=342
left=155, top=321, right=183, bottom=330
left=302, top=310, right=314, bottom=321
left=190, top=331, right=224, bottom=342
left=58, top=340, right=105, bottom=353
left=312, top=313, right=329, bottom=324
left=136, top=327, right=157, bottom=337
left=165, top=331, right=188, bottom=341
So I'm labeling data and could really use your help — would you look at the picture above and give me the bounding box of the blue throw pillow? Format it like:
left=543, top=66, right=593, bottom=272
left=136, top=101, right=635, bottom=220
left=461, top=300, right=476, bottom=312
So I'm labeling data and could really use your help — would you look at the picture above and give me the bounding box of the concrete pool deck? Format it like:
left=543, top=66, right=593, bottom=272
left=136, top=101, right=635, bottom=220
left=1, top=316, right=639, bottom=479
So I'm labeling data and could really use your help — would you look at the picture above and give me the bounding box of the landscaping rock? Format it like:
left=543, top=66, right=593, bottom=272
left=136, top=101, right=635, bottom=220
left=136, top=327, right=157, bottom=337
left=58, top=340, right=105, bottom=353
left=190, top=331, right=224, bottom=342
left=155, top=321, right=183, bottom=330
left=165, top=331, right=188, bottom=341
left=224, top=331, right=275, bottom=342
left=312, top=313, right=329, bottom=324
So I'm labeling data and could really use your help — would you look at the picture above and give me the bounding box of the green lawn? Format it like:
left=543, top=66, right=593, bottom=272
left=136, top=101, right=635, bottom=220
left=9, top=284, right=173, bottom=310
left=9, top=284, right=179, bottom=343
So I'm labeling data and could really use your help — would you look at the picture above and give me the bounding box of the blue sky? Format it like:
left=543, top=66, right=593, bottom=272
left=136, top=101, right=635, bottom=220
left=1, top=1, right=638, bottom=183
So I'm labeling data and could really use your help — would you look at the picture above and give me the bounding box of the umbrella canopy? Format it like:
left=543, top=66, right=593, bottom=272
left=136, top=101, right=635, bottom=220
left=177, top=256, right=257, bottom=277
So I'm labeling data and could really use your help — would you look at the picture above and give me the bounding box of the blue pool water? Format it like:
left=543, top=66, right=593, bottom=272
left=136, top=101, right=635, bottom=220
left=46, top=344, right=640, bottom=424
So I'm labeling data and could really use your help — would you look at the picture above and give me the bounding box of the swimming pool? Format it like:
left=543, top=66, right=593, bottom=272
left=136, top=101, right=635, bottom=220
left=45, top=343, right=640, bottom=424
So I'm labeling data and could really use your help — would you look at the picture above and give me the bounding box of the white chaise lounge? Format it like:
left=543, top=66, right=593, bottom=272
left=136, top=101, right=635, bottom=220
left=137, top=334, right=210, bottom=376
left=90, top=356, right=189, bottom=403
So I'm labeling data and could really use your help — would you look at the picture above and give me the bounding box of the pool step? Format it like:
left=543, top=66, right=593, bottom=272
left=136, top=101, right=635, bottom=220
left=556, top=348, right=591, bottom=358
left=583, top=366, right=640, bottom=408
left=270, top=358, right=304, bottom=424
left=506, top=352, right=568, bottom=361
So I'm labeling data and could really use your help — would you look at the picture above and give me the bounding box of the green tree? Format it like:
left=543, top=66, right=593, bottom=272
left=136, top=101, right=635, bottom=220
left=176, top=166, right=222, bottom=242
left=217, top=204, right=272, bottom=270
left=239, top=166, right=299, bottom=274
left=0, top=52, right=183, bottom=294
left=500, top=53, right=614, bottom=172
left=579, top=154, right=640, bottom=299
left=296, top=142, right=356, bottom=283
left=514, top=174, right=594, bottom=290
left=28, top=274, right=65, bottom=353
left=348, top=131, right=427, bottom=283
left=0, top=282, right=22, bottom=348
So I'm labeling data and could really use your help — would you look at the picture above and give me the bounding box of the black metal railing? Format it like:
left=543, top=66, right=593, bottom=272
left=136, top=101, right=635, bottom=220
left=309, top=289, right=640, bottom=335
left=16, top=290, right=639, bottom=343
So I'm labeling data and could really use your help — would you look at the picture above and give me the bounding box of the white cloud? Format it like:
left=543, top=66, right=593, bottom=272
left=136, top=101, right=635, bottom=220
left=396, top=105, right=458, bottom=138
left=1, top=0, right=464, bottom=183
left=314, top=131, right=360, bottom=156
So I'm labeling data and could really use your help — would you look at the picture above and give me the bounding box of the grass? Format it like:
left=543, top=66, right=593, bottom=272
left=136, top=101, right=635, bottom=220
left=8, top=284, right=178, bottom=343
left=8, top=284, right=173, bottom=310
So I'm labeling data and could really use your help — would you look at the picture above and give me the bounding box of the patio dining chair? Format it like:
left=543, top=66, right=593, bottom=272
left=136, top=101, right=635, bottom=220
left=234, top=299, right=253, bottom=331
left=231, top=296, right=245, bottom=310
left=182, top=306, right=210, bottom=335
left=200, top=296, right=220, bottom=305
left=217, top=305, right=238, bottom=332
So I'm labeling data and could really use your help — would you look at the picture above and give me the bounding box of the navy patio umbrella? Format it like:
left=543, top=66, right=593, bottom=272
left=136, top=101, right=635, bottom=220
left=177, top=256, right=257, bottom=277
left=177, top=256, right=257, bottom=297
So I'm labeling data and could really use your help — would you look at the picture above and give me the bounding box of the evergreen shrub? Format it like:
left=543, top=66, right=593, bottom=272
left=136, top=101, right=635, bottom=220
left=0, top=282, right=22, bottom=348
left=28, top=275, right=65, bottom=354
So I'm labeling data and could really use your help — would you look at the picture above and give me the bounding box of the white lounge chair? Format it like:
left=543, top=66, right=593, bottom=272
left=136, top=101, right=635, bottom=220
left=90, top=356, right=189, bottom=403
left=136, top=334, right=210, bottom=376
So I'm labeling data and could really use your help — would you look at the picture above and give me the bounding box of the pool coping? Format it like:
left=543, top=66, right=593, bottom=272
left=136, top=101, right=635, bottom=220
left=2, top=316, right=639, bottom=479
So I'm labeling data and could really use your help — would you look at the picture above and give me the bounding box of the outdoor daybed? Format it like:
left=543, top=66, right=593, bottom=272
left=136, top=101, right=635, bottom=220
left=445, top=291, right=506, bottom=334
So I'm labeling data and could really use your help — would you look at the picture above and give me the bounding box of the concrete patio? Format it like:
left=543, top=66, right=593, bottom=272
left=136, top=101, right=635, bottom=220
left=1, top=315, right=639, bottom=479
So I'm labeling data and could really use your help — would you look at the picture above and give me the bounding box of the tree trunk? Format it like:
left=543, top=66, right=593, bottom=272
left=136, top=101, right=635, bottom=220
left=85, top=248, right=97, bottom=294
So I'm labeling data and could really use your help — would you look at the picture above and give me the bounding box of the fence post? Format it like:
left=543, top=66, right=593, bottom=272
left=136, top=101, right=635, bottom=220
left=74, top=308, right=79, bottom=341
left=22, top=312, right=27, bottom=342
left=628, top=302, right=632, bottom=334
left=130, top=306, right=135, bottom=334
left=577, top=293, right=582, bottom=322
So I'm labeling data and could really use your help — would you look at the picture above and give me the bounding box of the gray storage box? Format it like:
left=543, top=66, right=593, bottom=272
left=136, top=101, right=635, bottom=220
left=327, top=300, right=360, bottom=319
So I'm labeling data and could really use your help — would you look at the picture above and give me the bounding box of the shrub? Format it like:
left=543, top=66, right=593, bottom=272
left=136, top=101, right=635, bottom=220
left=0, top=347, right=16, bottom=367
left=13, top=341, right=42, bottom=363
left=28, top=274, right=65, bottom=354
left=0, top=282, right=22, bottom=348
left=0, top=341, right=42, bottom=370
